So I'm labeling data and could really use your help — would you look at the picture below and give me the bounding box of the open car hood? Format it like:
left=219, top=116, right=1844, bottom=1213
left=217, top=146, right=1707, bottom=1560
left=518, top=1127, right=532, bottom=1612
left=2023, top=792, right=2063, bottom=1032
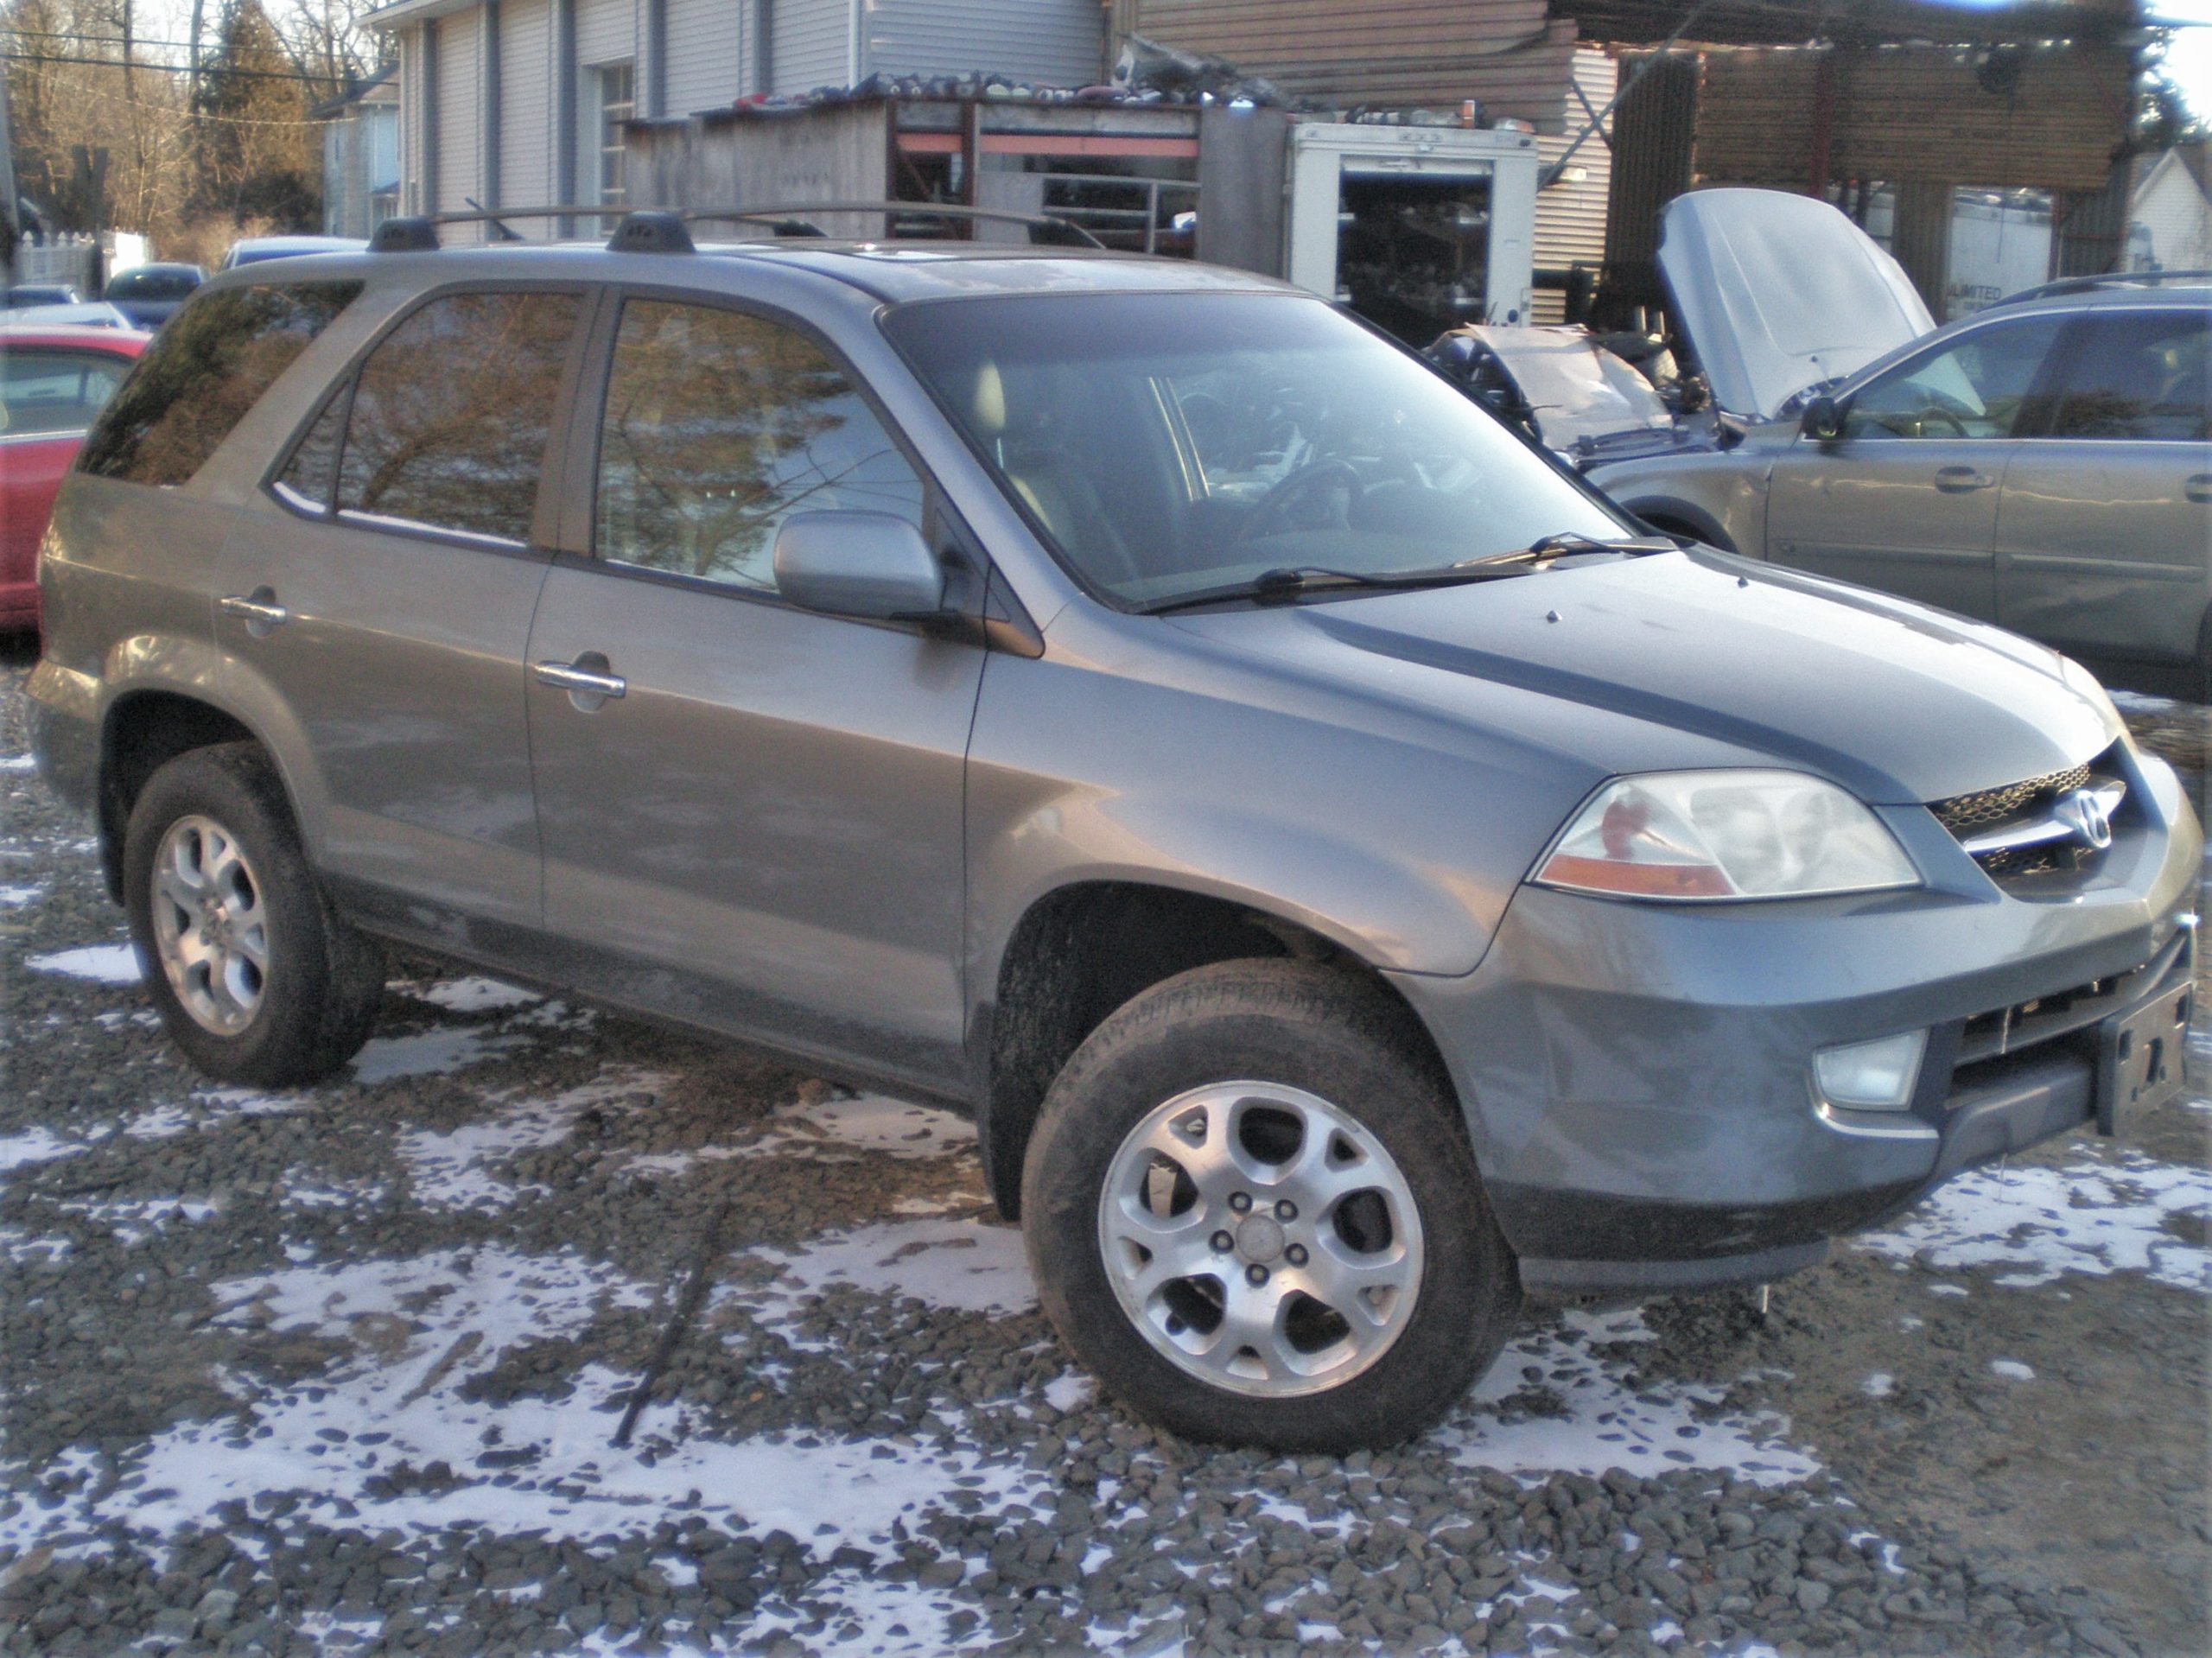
left=1657, top=188, right=1934, bottom=422
left=1457, top=325, right=1675, bottom=449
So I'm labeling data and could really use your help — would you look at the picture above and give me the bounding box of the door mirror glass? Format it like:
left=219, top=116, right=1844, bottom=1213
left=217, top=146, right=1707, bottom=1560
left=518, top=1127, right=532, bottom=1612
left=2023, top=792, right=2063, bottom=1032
left=774, top=511, right=945, bottom=619
left=1800, top=396, right=1846, bottom=442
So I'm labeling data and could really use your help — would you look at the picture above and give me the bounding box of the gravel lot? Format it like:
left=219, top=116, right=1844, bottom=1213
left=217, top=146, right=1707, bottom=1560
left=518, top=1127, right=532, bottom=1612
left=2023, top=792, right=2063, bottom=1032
left=2, top=643, right=2206, bottom=1658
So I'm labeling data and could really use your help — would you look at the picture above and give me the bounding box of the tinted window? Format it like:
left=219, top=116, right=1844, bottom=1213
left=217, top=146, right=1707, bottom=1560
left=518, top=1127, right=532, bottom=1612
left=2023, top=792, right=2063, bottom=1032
left=79, top=282, right=360, bottom=485
left=883, top=292, right=1624, bottom=608
left=2047, top=311, right=2209, bottom=441
left=1843, top=316, right=2063, bottom=441
left=336, top=290, right=581, bottom=543
left=107, top=268, right=200, bottom=300
left=0, top=347, right=134, bottom=435
left=594, top=300, right=924, bottom=589
left=274, top=392, right=346, bottom=512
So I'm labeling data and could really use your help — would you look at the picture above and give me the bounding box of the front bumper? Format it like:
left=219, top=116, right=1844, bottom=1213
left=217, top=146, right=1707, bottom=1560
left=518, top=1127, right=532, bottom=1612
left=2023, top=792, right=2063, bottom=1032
left=1394, top=750, right=2202, bottom=1301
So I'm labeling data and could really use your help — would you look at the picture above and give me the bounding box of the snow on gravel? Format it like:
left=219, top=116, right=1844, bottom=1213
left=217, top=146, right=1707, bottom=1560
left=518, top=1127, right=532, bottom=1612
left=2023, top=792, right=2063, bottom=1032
left=351, top=1025, right=533, bottom=1085
left=741, top=1217, right=1037, bottom=1322
left=412, top=975, right=542, bottom=1013
left=1445, top=1308, right=1821, bottom=1487
left=0, top=1125, right=92, bottom=1175
left=395, top=1072, right=672, bottom=1210
left=1854, top=1150, right=2212, bottom=1291
left=22, top=942, right=141, bottom=983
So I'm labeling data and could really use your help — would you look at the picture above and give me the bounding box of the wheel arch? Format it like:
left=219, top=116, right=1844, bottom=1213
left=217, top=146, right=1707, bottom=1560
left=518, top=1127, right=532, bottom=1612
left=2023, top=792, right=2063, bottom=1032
left=1621, top=497, right=1738, bottom=554
left=973, top=878, right=1459, bottom=1220
left=98, top=688, right=280, bottom=903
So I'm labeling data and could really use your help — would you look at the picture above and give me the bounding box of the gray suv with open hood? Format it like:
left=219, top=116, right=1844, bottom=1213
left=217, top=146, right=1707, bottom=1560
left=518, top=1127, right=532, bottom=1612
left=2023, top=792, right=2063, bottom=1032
left=1589, top=189, right=2212, bottom=697
left=27, top=209, right=2201, bottom=1452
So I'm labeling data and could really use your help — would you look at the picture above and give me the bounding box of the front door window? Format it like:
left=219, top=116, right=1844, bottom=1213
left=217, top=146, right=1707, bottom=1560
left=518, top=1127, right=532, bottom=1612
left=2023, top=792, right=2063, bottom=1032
left=1842, top=316, right=2063, bottom=441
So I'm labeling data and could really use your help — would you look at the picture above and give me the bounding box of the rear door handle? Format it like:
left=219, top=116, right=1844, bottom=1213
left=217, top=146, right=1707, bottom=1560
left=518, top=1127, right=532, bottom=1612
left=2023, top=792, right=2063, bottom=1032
left=532, top=657, right=626, bottom=702
left=1932, top=467, right=1995, bottom=493
left=2186, top=473, right=2211, bottom=505
left=218, top=589, right=289, bottom=634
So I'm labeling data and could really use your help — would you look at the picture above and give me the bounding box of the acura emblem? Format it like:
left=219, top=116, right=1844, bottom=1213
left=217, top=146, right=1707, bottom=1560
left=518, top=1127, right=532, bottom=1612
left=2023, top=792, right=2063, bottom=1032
left=2054, top=787, right=2113, bottom=850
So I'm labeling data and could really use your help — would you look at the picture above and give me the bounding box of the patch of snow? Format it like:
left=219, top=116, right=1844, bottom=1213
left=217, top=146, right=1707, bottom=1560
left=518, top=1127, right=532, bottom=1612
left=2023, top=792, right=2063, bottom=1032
left=415, top=976, right=541, bottom=1013
left=1861, top=1373, right=1894, bottom=1399
left=1990, top=1359, right=2035, bottom=1381
left=1928, top=1283, right=1970, bottom=1299
left=0, top=753, right=35, bottom=772
left=396, top=1076, right=663, bottom=1210
left=57, top=1197, right=219, bottom=1245
left=747, top=1093, right=976, bottom=1161
left=0, top=883, right=41, bottom=906
left=1043, top=1373, right=1095, bottom=1413
left=741, top=1218, right=1035, bottom=1329
left=352, top=1026, right=531, bottom=1085
left=122, top=1106, right=194, bottom=1140
left=1, top=1127, right=87, bottom=1175
left=1856, top=1152, right=2212, bottom=1292
left=1442, top=1308, right=1820, bottom=1486
left=24, top=943, right=141, bottom=983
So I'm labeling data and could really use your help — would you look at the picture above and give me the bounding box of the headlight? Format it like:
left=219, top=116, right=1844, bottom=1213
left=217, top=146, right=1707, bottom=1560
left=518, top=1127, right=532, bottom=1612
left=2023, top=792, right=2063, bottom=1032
left=1535, top=770, right=1919, bottom=900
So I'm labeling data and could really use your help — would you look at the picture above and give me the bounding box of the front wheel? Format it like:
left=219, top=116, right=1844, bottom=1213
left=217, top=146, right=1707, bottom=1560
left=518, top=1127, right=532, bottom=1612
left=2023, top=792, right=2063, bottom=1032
left=1021, top=959, right=1520, bottom=1452
left=124, top=743, right=385, bottom=1087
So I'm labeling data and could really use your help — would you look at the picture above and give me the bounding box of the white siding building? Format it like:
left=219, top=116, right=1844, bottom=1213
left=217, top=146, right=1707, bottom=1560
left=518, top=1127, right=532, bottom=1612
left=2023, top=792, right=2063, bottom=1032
left=367, top=0, right=1106, bottom=238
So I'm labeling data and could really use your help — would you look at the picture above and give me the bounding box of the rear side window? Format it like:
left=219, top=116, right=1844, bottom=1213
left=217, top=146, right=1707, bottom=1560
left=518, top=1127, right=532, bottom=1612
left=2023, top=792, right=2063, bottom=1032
left=0, top=347, right=135, bottom=435
left=79, top=282, right=359, bottom=485
left=315, top=289, right=582, bottom=544
left=2046, top=310, right=2209, bottom=441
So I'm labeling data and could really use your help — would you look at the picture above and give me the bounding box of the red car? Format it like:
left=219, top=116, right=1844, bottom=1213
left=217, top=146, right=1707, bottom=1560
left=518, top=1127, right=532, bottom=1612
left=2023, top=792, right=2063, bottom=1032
left=1, top=323, right=149, bottom=632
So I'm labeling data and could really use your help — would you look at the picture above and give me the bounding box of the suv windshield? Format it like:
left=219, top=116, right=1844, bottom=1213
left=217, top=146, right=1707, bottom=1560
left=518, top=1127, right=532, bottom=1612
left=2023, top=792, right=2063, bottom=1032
left=883, top=292, right=1626, bottom=609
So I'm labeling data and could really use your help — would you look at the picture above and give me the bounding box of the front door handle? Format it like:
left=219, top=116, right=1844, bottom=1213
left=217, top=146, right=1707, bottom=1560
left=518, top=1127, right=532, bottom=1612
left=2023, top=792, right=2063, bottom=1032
left=2185, top=473, right=2212, bottom=505
left=1932, top=467, right=1995, bottom=493
left=218, top=588, right=289, bottom=636
left=532, top=655, right=626, bottom=705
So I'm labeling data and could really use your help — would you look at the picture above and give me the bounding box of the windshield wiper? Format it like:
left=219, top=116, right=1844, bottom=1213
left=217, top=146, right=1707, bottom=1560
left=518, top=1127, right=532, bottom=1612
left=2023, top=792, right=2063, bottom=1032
left=1141, top=562, right=1533, bottom=615
left=1140, top=535, right=1678, bottom=615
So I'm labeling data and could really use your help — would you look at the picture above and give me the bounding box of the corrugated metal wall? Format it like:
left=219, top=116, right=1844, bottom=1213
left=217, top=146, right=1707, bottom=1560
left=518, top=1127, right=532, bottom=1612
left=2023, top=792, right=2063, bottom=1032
left=1128, top=2, right=1580, bottom=130
left=665, top=0, right=748, bottom=112
left=864, top=0, right=1102, bottom=86
left=501, top=0, right=556, bottom=226
left=435, top=16, right=484, bottom=218
left=772, top=0, right=852, bottom=92
left=1527, top=46, right=1612, bottom=322
left=1693, top=44, right=2132, bottom=195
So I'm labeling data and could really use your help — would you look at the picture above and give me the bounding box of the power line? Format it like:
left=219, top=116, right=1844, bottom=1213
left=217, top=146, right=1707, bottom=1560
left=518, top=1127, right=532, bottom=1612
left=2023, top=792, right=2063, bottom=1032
left=2, top=49, right=343, bottom=86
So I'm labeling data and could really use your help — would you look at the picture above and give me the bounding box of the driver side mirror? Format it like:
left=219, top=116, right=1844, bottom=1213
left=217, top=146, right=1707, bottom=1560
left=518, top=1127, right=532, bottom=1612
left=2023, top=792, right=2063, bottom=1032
left=1800, top=396, right=1847, bottom=443
left=773, top=511, right=946, bottom=621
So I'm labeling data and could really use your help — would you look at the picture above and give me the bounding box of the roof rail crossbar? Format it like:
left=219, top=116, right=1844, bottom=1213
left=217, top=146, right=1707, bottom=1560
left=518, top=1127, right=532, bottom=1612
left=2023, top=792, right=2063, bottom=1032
left=1988, top=269, right=2212, bottom=308
left=367, top=205, right=642, bottom=251
left=683, top=201, right=1106, bottom=250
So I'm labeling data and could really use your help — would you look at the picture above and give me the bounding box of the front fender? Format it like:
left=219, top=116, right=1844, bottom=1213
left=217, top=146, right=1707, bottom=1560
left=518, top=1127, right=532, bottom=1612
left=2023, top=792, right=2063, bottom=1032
left=1587, top=453, right=1772, bottom=557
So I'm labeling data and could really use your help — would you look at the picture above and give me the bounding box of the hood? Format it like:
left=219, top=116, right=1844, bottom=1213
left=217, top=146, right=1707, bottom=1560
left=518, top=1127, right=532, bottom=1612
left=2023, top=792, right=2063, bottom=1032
left=1459, top=326, right=1674, bottom=448
left=1658, top=188, right=1934, bottom=422
left=1168, top=551, right=2116, bottom=806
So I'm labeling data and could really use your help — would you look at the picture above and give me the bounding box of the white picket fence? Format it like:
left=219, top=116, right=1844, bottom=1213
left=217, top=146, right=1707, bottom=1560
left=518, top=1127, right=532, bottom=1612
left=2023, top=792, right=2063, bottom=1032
left=10, top=230, right=153, bottom=295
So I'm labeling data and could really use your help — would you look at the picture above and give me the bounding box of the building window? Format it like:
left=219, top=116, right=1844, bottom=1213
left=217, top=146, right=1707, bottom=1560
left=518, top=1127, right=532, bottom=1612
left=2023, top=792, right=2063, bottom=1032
left=594, top=61, right=634, bottom=210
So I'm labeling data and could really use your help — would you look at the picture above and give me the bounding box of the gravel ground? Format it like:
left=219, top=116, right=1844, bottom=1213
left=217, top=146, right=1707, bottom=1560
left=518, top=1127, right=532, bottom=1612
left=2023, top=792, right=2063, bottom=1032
left=2, top=643, right=2206, bottom=1658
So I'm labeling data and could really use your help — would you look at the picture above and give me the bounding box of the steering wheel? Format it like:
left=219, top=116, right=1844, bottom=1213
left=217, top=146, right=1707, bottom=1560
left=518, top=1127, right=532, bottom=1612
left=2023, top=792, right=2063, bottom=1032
left=1236, top=459, right=1363, bottom=543
left=1911, top=395, right=1973, bottom=439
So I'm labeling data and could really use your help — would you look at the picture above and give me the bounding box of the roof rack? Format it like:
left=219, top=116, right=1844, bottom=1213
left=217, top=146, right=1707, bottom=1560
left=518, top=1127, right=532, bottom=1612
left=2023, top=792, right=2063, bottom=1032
left=365, top=200, right=1105, bottom=256
left=683, top=201, right=1105, bottom=250
left=1985, top=269, right=2212, bottom=308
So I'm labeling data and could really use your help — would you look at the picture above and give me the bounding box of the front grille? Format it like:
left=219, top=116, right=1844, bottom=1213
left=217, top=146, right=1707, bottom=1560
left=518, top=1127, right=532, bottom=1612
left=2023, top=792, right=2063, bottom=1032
left=1929, top=763, right=2092, bottom=835
left=1928, top=756, right=2117, bottom=880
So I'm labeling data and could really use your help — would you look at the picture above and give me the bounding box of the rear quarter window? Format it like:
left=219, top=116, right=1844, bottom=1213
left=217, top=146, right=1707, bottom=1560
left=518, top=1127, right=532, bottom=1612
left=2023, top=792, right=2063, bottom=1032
left=78, top=280, right=361, bottom=486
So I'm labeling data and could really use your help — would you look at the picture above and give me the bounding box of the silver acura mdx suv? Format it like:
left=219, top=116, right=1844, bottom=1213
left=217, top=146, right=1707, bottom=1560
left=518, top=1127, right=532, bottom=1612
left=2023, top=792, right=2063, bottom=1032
left=28, top=209, right=2201, bottom=1452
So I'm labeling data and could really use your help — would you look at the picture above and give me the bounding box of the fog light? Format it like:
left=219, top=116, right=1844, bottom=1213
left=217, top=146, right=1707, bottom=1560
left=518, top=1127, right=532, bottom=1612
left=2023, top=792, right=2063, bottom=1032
left=1814, top=1031, right=1928, bottom=1111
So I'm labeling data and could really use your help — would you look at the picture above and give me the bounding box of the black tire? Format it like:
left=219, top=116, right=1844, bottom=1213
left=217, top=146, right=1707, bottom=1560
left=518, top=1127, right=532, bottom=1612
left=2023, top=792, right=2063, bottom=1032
left=1020, top=958, right=1521, bottom=1452
left=124, top=742, right=385, bottom=1086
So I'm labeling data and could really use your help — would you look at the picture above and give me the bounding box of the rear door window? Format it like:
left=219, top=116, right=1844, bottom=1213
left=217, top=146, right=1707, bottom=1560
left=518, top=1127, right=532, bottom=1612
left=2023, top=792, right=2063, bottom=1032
left=2044, top=310, right=2209, bottom=441
left=308, top=289, right=583, bottom=544
left=0, top=348, right=134, bottom=435
left=78, top=281, right=360, bottom=484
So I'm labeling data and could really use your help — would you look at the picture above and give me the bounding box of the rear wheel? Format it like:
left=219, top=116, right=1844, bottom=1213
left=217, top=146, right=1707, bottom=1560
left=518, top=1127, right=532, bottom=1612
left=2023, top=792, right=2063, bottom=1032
left=1021, top=959, right=1520, bottom=1452
left=124, top=743, right=385, bottom=1086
